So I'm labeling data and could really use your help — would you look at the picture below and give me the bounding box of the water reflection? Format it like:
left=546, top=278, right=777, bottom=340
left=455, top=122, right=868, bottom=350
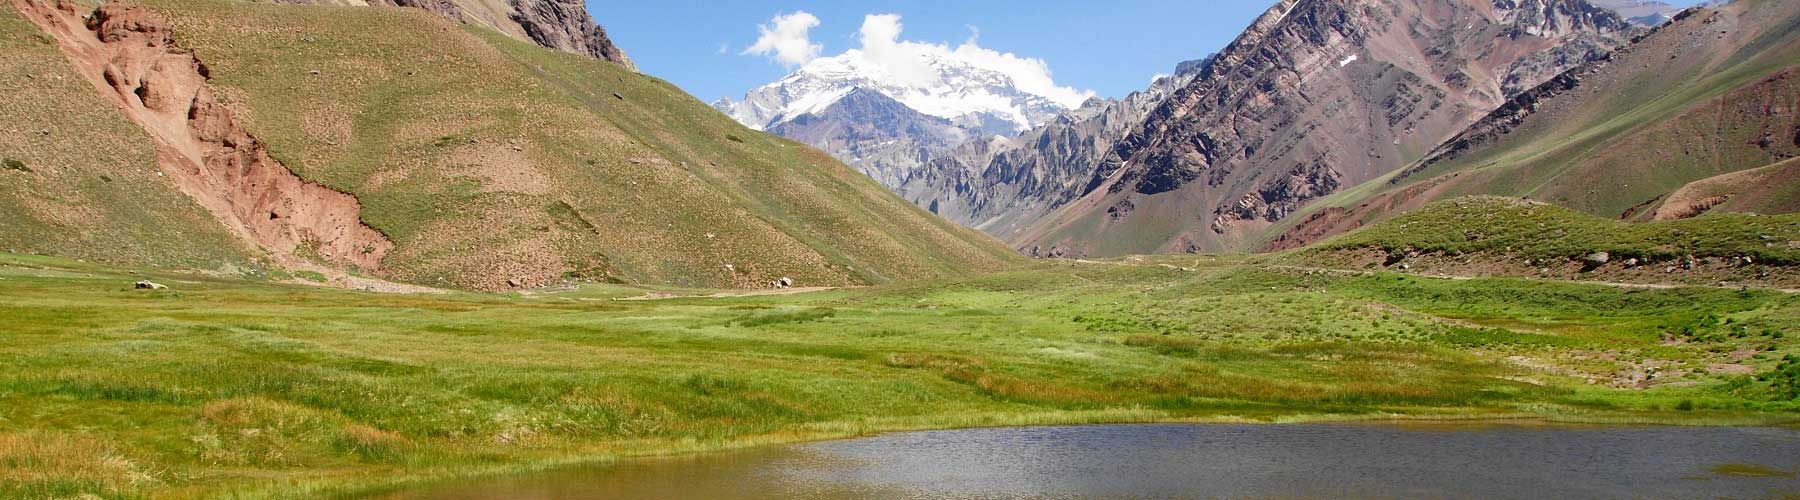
left=392, top=423, right=1800, bottom=499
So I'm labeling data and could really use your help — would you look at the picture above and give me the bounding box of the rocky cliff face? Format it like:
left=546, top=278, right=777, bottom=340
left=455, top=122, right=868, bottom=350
left=505, top=0, right=632, bottom=69
left=1009, top=0, right=1637, bottom=256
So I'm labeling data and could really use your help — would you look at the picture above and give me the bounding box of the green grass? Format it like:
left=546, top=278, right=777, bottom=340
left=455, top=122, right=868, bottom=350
left=1, top=252, right=1796, bottom=498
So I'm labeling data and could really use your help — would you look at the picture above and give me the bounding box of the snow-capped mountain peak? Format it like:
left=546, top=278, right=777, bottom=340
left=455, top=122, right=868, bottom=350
left=717, top=47, right=1087, bottom=137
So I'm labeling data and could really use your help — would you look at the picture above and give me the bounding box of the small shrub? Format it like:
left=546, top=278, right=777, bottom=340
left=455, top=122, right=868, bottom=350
left=1124, top=335, right=1202, bottom=356
left=333, top=424, right=406, bottom=461
left=3, top=158, right=29, bottom=172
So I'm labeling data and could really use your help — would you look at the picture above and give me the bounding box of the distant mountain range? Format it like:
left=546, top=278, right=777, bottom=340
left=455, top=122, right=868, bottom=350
left=714, top=49, right=1083, bottom=186
left=725, top=0, right=1749, bottom=258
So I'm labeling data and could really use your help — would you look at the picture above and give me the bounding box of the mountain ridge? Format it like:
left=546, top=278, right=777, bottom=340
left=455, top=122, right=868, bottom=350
left=715, top=41, right=1089, bottom=189
left=1005, top=0, right=1639, bottom=257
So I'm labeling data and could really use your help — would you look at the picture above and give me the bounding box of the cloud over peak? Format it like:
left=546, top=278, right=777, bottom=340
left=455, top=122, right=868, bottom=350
left=743, top=11, right=822, bottom=66
left=741, top=12, right=1093, bottom=109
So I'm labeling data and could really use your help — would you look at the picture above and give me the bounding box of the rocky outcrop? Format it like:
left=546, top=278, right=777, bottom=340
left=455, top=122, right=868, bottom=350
left=1211, top=159, right=1341, bottom=234
left=18, top=0, right=391, bottom=270
left=1010, top=0, right=1638, bottom=256
left=506, top=0, right=633, bottom=70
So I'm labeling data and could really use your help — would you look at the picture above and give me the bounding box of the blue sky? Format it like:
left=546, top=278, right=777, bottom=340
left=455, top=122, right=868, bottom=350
left=592, top=1, right=1706, bottom=104
left=593, top=1, right=1275, bottom=102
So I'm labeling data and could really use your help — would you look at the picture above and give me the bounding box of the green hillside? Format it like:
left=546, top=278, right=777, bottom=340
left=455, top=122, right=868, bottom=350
left=1289, top=196, right=1800, bottom=288
left=1, top=0, right=1019, bottom=290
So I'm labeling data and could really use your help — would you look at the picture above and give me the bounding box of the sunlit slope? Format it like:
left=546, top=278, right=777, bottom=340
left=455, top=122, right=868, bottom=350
left=1270, top=0, right=1800, bottom=250
left=8, top=0, right=1019, bottom=290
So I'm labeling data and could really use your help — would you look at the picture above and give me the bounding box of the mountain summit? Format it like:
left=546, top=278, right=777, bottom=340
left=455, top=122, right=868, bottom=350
left=715, top=48, right=1080, bottom=136
left=717, top=15, right=1092, bottom=185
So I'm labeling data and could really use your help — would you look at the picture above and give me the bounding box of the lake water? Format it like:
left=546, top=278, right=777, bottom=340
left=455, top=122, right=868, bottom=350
left=390, top=422, right=1800, bottom=499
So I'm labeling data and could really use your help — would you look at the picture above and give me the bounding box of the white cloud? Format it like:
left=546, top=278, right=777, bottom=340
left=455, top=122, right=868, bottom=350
left=847, top=13, right=1093, bottom=108
left=717, top=42, right=729, bottom=55
left=743, top=11, right=822, bottom=66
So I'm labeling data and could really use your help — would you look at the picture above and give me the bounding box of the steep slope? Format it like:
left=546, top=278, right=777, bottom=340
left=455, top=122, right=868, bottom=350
left=893, top=58, right=1211, bottom=244
left=275, top=0, right=635, bottom=70
left=1273, top=0, right=1800, bottom=250
left=4, top=0, right=1020, bottom=290
left=0, top=1, right=252, bottom=270
left=1012, top=0, right=1638, bottom=258
left=12, top=0, right=394, bottom=288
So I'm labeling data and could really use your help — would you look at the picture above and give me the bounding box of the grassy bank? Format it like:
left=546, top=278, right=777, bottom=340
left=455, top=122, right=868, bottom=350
left=1, top=252, right=1797, bottom=498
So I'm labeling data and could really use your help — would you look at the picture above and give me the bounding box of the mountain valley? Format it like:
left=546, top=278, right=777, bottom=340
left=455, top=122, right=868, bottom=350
left=4, top=0, right=1800, bottom=498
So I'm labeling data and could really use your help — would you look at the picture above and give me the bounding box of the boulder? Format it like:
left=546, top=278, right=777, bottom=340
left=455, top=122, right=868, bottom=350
left=1582, top=252, right=1611, bottom=266
left=133, top=280, right=166, bottom=290
left=775, top=276, right=793, bottom=288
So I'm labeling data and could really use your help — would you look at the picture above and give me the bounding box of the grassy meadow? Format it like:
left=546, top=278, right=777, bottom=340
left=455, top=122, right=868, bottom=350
left=2, top=251, right=1797, bottom=498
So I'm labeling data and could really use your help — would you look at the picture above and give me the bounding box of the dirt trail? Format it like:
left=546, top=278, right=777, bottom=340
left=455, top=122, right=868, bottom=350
left=1071, top=259, right=1200, bottom=272
left=13, top=0, right=421, bottom=291
left=613, top=286, right=842, bottom=301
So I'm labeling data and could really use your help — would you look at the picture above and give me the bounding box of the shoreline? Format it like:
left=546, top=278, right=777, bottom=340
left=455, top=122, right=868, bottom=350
left=304, top=409, right=1800, bottom=499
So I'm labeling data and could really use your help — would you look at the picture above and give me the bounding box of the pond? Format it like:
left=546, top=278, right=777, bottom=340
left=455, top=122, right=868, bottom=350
left=389, top=422, right=1800, bottom=499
